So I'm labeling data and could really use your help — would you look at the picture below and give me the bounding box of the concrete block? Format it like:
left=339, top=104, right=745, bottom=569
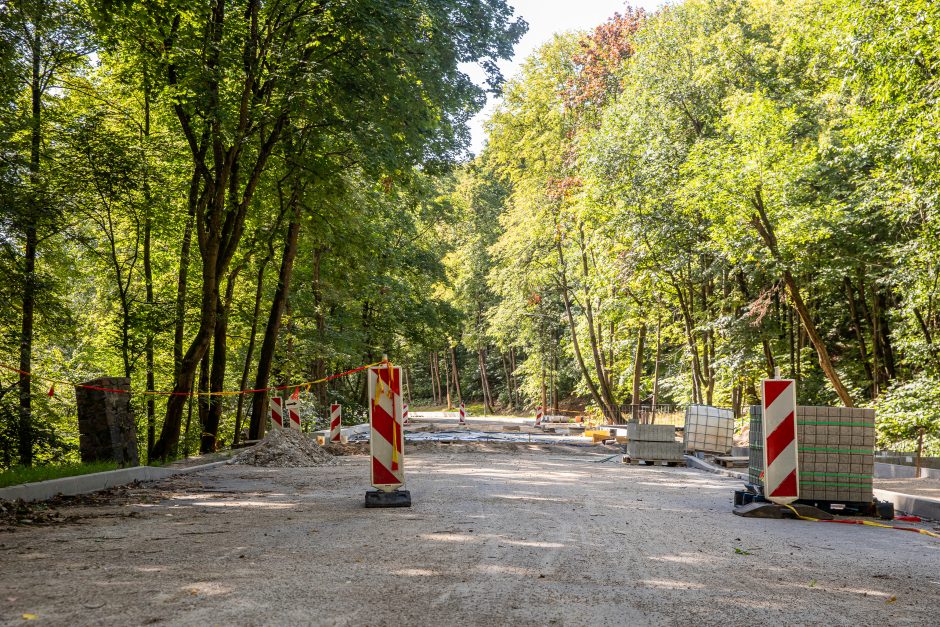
left=627, top=440, right=684, bottom=461
left=76, top=377, right=138, bottom=466
left=625, top=423, right=675, bottom=443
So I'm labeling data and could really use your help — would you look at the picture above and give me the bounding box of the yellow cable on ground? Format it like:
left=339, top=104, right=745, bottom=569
left=783, top=504, right=939, bottom=539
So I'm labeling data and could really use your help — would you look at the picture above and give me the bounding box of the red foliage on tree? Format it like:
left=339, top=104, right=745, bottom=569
left=566, top=6, right=646, bottom=111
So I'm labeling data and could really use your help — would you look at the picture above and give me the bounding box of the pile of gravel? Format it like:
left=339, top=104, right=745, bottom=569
left=229, top=428, right=334, bottom=467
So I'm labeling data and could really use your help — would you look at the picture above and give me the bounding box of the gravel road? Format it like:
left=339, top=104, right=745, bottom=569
left=2, top=445, right=938, bottom=626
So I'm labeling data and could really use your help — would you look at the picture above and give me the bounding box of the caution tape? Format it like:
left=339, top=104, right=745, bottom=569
left=783, top=504, right=940, bottom=539
left=0, top=359, right=389, bottom=399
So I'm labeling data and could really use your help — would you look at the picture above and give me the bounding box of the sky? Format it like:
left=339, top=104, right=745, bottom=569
left=464, top=0, right=663, bottom=156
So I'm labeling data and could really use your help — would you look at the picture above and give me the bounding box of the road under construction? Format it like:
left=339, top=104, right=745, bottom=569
left=1, top=412, right=938, bottom=625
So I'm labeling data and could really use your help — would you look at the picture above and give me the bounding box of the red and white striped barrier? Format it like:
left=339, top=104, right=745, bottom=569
left=284, top=389, right=301, bottom=430
left=761, top=379, right=799, bottom=504
left=330, top=403, right=342, bottom=443
left=368, top=365, right=405, bottom=491
left=458, top=402, right=466, bottom=426
left=269, top=396, right=284, bottom=429
left=402, top=403, right=409, bottom=425
left=535, top=405, right=543, bottom=427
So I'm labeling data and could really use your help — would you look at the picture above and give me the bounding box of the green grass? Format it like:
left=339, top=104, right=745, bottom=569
left=0, top=461, right=120, bottom=489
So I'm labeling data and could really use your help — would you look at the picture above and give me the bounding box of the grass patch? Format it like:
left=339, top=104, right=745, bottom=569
left=0, top=461, right=120, bottom=488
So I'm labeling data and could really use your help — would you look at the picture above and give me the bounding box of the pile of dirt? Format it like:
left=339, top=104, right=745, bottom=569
left=322, top=441, right=370, bottom=456
left=229, top=428, right=334, bottom=467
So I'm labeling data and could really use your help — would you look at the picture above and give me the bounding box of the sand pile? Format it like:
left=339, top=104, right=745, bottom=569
left=229, top=428, right=334, bottom=467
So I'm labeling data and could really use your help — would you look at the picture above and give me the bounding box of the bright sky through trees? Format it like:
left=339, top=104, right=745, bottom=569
left=466, top=0, right=663, bottom=154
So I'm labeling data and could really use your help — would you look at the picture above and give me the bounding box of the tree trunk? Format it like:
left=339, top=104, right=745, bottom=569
left=844, top=278, right=874, bottom=392
left=555, top=237, right=611, bottom=418
left=18, top=32, right=44, bottom=467
left=652, top=316, right=662, bottom=424
left=442, top=350, right=452, bottom=409
left=311, top=247, right=328, bottom=407
left=248, top=200, right=302, bottom=440
left=202, top=267, right=239, bottom=453
left=141, top=68, right=156, bottom=460
left=450, top=346, right=463, bottom=405
left=404, top=366, right=413, bottom=405
left=478, top=348, right=493, bottom=413
left=673, top=281, right=704, bottom=403
left=501, top=352, right=515, bottom=408
left=429, top=352, right=439, bottom=405
left=577, top=226, right=618, bottom=419
left=234, top=253, right=270, bottom=445
left=196, top=346, right=211, bottom=455
left=749, top=188, right=854, bottom=406
left=631, top=324, right=646, bottom=420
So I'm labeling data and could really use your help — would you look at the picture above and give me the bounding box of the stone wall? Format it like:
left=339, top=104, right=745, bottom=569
left=76, top=377, right=139, bottom=466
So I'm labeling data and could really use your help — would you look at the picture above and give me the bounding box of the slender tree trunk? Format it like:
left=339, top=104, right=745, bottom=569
left=248, top=199, right=302, bottom=440
left=555, top=237, right=611, bottom=418
left=552, top=346, right=559, bottom=417
left=478, top=348, right=493, bottom=413
left=202, top=268, right=239, bottom=453
left=501, top=352, right=515, bottom=408
left=577, top=227, right=618, bottom=419
left=631, top=324, right=646, bottom=420
left=652, top=316, right=662, bottom=424
left=540, top=363, right=547, bottom=413
left=875, top=290, right=897, bottom=380
left=18, top=33, right=43, bottom=467
left=750, top=188, right=854, bottom=406
left=429, top=352, right=439, bottom=405
left=915, top=428, right=925, bottom=479
left=450, top=346, right=462, bottom=405
left=173, top=185, right=198, bottom=380
left=913, top=306, right=940, bottom=370
left=196, top=346, right=211, bottom=455
left=443, top=350, right=452, bottom=409
left=141, top=63, right=157, bottom=461
left=234, top=253, right=270, bottom=444
left=404, top=366, right=412, bottom=405
left=674, top=282, right=704, bottom=403
left=844, top=278, right=874, bottom=392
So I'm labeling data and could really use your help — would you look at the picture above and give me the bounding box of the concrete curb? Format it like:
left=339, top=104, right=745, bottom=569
left=684, top=455, right=748, bottom=481
left=873, top=489, right=940, bottom=521
left=0, top=460, right=230, bottom=503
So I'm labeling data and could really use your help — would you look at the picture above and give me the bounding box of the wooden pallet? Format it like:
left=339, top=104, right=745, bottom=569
left=622, top=456, right=685, bottom=467
left=714, top=456, right=749, bottom=468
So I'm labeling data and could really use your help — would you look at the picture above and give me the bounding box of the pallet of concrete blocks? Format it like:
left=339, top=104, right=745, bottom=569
left=683, top=404, right=733, bottom=455
left=623, top=423, right=685, bottom=466
left=749, top=405, right=875, bottom=505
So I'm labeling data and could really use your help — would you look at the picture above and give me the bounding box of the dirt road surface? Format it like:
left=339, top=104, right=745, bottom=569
left=2, top=445, right=939, bottom=626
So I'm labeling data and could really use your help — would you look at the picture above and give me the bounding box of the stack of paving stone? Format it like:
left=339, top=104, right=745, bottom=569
left=684, top=404, right=734, bottom=455
left=749, top=405, right=875, bottom=504
left=624, top=423, right=684, bottom=464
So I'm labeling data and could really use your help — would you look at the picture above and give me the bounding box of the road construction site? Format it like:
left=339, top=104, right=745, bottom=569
left=2, top=414, right=939, bottom=626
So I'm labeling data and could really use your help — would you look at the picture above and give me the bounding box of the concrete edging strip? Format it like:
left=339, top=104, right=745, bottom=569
left=873, top=489, right=940, bottom=521
left=684, top=455, right=748, bottom=481
left=0, top=460, right=230, bottom=503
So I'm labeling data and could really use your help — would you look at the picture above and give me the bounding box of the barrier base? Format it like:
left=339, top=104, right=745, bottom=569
left=365, top=489, right=412, bottom=508
left=733, top=500, right=833, bottom=520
